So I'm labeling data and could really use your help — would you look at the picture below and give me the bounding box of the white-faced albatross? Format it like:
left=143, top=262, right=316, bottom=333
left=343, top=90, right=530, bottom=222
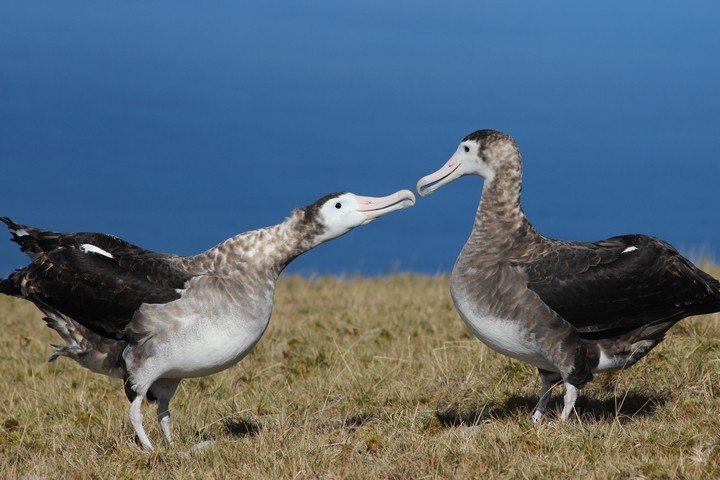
left=0, top=189, right=415, bottom=451
left=416, top=129, right=720, bottom=422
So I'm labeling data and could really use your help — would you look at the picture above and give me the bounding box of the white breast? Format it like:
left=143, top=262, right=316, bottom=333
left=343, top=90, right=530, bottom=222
left=452, top=292, right=555, bottom=372
left=142, top=306, right=271, bottom=379
left=164, top=320, right=268, bottom=378
left=127, top=281, right=275, bottom=379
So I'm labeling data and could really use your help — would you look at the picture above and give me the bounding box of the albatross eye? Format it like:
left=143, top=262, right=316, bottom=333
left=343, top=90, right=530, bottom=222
left=335, top=202, right=342, bottom=209
left=463, top=145, right=470, bottom=153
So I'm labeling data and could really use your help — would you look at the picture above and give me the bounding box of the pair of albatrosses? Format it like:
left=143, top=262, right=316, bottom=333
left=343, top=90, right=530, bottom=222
left=2, top=130, right=719, bottom=450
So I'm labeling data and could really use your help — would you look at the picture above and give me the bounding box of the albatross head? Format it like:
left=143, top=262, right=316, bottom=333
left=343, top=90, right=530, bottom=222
left=310, top=190, right=416, bottom=243
left=416, top=129, right=518, bottom=196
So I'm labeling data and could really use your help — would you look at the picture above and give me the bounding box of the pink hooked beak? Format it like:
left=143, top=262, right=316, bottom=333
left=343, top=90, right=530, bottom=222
left=355, top=189, right=416, bottom=222
left=416, top=152, right=462, bottom=197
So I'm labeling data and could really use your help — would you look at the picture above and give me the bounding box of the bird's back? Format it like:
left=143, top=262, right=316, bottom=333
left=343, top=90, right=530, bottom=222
left=522, top=234, right=720, bottom=338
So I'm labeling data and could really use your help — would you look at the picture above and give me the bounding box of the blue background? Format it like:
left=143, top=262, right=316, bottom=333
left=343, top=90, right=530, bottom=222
left=1, top=1, right=718, bottom=276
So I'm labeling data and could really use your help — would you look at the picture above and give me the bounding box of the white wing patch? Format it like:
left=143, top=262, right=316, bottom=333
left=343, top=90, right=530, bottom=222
left=80, top=243, right=114, bottom=259
left=621, top=246, right=639, bottom=254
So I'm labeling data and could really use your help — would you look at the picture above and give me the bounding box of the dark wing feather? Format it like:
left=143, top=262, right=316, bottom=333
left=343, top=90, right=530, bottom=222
left=521, top=234, right=720, bottom=337
left=1, top=218, right=196, bottom=339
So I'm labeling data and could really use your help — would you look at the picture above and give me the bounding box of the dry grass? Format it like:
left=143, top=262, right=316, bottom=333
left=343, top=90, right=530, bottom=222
left=1, top=265, right=719, bottom=479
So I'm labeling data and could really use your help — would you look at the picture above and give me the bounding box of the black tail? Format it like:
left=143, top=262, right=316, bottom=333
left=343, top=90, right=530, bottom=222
left=1, top=216, right=59, bottom=259
left=1, top=217, right=31, bottom=297
left=2, top=216, right=30, bottom=246
left=697, top=268, right=720, bottom=312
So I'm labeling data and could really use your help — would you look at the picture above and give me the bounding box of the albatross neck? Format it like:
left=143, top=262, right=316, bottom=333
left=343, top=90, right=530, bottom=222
left=461, top=158, right=541, bottom=260
left=184, top=208, right=322, bottom=279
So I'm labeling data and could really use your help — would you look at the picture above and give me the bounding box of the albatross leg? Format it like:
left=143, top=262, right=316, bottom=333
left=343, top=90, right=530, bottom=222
left=159, top=408, right=172, bottom=445
left=532, top=371, right=555, bottom=422
left=151, top=378, right=181, bottom=445
left=129, top=394, right=153, bottom=451
left=559, top=382, right=578, bottom=421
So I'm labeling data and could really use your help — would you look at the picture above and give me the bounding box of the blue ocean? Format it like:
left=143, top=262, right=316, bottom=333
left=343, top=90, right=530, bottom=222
left=1, top=1, right=718, bottom=277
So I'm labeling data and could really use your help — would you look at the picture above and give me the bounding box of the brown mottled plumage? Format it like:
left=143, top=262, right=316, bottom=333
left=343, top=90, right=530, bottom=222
left=417, top=129, right=720, bottom=422
left=0, top=189, right=415, bottom=451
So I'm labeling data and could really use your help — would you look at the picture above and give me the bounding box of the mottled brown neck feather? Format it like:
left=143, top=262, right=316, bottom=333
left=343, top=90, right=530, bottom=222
left=176, top=206, right=323, bottom=279
left=460, top=140, right=542, bottom=265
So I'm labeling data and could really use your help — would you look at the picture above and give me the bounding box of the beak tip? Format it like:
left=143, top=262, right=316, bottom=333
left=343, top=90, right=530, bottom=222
left=400, top=189, right=417, bottom=207
left=415, top=182, right=431, bottom=198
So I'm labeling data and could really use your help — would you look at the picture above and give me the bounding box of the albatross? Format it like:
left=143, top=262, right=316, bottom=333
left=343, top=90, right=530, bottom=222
left=416, top=129, right=720, bottom=422
left=0, top=189, right=415, bottom=451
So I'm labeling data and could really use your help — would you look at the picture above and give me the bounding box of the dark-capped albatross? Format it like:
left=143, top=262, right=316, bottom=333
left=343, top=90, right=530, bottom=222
left=0, top=189, right=415, bottom=451
left=416, top=129, right=720, bottom=422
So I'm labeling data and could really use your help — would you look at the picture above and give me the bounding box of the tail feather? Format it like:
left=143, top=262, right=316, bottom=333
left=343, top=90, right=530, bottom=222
left=42, top=311, right=127, bottom=379
left=1, top=218, right=43, bottom=297
left=44, top=313, right=88, bottom=362
left=2, top=217, right=56, bottom=260
left=48, top=344, right=63, bottom=362
left=48, top=342, right=85, bottom=363
left=593, top=319, right=677, bottom=373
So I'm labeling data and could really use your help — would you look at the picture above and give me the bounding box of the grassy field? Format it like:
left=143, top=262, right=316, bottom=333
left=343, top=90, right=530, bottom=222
left=1, top=265, right=719, bottom=479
